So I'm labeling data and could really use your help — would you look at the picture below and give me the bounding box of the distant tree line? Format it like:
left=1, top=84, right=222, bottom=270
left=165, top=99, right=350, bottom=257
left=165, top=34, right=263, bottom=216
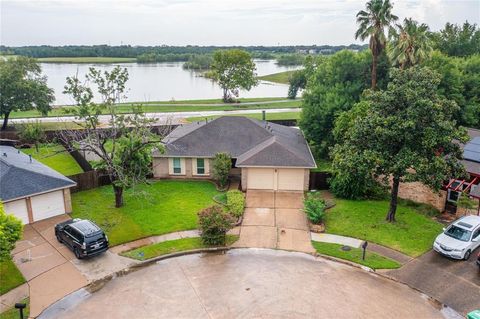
left=0, top=44, right=367, bottom=60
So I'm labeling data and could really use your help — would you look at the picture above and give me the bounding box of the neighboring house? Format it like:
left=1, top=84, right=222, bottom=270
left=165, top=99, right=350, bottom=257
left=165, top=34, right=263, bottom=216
left=0, top=145, right=76, bottom=224
left=397, top=128, right=480, bottom=215
left=152, top=116, right=316, bottom=191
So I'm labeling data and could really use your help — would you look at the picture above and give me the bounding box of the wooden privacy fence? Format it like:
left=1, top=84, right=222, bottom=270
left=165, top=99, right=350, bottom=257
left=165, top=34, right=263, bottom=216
left=309, top=172, right=331, bottom=190
left=68, top=170, right=112, bottom=193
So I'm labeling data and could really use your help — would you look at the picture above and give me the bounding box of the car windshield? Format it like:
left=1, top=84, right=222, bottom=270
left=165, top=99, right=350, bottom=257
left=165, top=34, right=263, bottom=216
left=444, top=225, right=472, bottom=242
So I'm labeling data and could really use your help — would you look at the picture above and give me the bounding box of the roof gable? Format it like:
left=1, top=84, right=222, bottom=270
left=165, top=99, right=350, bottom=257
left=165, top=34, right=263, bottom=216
left=0, top=146, right=76, bottom=202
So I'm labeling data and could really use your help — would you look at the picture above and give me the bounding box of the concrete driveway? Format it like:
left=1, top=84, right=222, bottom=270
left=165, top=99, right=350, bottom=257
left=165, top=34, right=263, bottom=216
left=12, top=215, right=136, bottom=318
left=45, top=249, right=446, bottom=319
left=234, top=191, right=314, bottom=253
left=387, top=249, right=480, bottom=315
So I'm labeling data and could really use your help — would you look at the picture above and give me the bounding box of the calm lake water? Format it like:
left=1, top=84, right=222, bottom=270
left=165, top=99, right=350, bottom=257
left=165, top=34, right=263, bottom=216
left=40, top=60, right=301, bottom=105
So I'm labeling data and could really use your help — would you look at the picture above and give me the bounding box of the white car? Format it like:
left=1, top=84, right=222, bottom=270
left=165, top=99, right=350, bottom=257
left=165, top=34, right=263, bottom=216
left=433, top=215, right=480, bottom=260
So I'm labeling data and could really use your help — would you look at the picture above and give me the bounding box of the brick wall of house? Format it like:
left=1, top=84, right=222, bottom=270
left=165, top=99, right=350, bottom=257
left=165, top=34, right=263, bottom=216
left=397, top=181, right=447, bottom=212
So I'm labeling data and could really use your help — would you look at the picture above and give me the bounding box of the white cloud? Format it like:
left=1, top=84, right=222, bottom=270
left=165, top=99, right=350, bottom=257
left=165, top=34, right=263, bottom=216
left=1, top=0, right=478, bottom=46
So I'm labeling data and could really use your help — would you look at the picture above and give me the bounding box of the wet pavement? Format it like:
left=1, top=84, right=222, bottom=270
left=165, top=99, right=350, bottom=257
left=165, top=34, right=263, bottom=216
left=45, top=249, right=446, bottom=319
left=234, top=191, right=314, bottom=253
left=388, top=249, right=480, bottom=315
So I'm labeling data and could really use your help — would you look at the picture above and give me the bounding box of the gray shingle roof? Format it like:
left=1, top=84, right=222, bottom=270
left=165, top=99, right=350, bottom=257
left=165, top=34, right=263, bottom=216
left=156, top=117, right=316, bottom=168
left=0, top=146, right=76, bottom=202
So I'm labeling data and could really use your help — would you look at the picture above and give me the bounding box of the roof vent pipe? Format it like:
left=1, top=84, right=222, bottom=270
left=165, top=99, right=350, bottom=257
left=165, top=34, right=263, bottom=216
left=2, top=152, right=6, bottom=157
left=29, top=155, right=32, bottom=162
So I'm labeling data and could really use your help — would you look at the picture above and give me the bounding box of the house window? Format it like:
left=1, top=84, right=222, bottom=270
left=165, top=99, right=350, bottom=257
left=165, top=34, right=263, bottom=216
left=197, top=158, right=205, bottom=175
left=173, top=158, right=181, bottom=174
left=447, top=189, right=460, bottom=203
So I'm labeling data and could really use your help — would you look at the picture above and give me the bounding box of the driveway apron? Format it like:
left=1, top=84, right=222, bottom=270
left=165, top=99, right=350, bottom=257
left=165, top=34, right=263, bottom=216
left=234, top=190, right=314, bottom=253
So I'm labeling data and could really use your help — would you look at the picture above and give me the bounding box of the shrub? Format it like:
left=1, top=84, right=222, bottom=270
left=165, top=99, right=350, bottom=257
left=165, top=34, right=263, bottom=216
left=198, top=205, right=235, bottom=245
left=226, top=190, right=245, bottom=218
left=303, top=193, right=326, bottom=224
left=0, top=202, right=23, bottom=262
left=18, top=121, right=45, bottom=152
left=212, top=152, right=231, bottom=189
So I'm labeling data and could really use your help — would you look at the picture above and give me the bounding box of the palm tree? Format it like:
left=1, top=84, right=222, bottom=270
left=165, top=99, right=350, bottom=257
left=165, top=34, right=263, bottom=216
left=389, top=18, right=433, bottom=69
left=355, top=0, right=398, bottom=89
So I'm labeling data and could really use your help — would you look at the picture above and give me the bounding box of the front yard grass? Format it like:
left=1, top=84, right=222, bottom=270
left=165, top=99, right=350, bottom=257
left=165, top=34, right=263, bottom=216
left=324, top=197, right=443, bottom=257
left=21, top=144, right=83, bottom=176
left=0, top=259, right=26, bottom=295
left=0, top=298, right=29, bottom=319
left=121, top=235, right=239, bottom=260
left=71, top=180, right=220, bottom=246
left=312, top=241, right=401, bottom=270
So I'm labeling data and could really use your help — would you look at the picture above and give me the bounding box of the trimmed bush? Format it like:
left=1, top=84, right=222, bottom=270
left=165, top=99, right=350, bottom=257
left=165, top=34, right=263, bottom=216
left=226, top=190, right=245, bottom=218
left=211, top=152, right=231, bottom=189
left=303, top=193, right=326, bottom=224
left=198, top=205, right=235, bottom=245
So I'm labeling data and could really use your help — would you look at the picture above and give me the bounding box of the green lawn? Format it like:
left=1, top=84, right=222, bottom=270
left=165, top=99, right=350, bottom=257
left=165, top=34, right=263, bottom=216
left=0, top=259, right=26, bottom=295
left=22, top=144, right=83, bottom=176
left=37, top=57, right=137, bottom=63
left=72, top=180, right=220, bottom=246
left=324, top=197, right=443, bottom=257
left=312, top=241, right=401, bottom=270
left=258, top=70, right=297, bottom=84
left=8, top=98, right=301, bottom=119
left=0, top=298, right=29, bottom=319
left=187, top=111, right=300, bottom=122
left=121, top=235, right=239, bottom=260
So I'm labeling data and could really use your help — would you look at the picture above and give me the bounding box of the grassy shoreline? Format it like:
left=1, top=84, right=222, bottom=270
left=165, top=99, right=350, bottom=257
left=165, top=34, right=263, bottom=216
left=8, top=98, right=301, bottom=119
left=258, top=70, right=298, bottom=84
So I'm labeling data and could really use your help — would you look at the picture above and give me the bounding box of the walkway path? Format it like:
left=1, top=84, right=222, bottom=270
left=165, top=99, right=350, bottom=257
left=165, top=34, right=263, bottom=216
left=10, top=107, right=301, bottom=125
left=310, top=232, right=412, bottom=265
left=233, top=191, right=315, bottom=254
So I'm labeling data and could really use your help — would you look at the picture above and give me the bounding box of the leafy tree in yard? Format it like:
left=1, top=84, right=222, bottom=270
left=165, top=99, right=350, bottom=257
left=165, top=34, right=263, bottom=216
left=461, top=54, right=480, bottom=128
left=331, top=67, right=468, bottom=222
left=355, top=0, right=398, bottom=89
left=0, top=57, right=54, bottom=130
left=198, top=205, right=235, bottom=245
left=211, top=152, right=231, bottom=189
left=287, top=70, right=307, bottom=99
left=299, top=50, right=375, bottom=158
left=210, top=49, right=258, bottom=102
left=0, top=202, right=23, bottom=262
left=389, top=18, right=432, bottom=69
left=431, top=21, right=480, bottom=57
left=18, top=121, right=45, bottom=152
left=58, top=66, right=165, bottom=208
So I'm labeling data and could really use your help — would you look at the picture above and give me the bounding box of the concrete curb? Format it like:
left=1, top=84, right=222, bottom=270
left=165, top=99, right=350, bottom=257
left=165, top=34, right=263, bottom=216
left=0, top=283, right=29, bottom=313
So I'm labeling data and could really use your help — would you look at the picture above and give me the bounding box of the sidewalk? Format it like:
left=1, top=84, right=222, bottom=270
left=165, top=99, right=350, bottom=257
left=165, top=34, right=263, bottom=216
left=310, top=232, right=412, bottom=265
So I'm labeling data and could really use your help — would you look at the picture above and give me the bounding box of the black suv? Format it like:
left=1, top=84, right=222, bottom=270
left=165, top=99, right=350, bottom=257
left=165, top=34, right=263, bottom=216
left=55, top=219, right=109, bottom=259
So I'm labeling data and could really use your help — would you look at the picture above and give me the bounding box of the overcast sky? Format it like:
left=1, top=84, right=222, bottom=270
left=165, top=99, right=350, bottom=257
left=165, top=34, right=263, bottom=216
left=1, top=0, right=479, bottom=46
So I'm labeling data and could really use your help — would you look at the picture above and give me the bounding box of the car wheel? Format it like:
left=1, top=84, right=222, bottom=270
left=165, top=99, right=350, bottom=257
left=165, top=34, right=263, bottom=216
left=56, top=234, right=63, bottom=243
left=74, top=248, right=82, bottom=259
left=464, top=250, right=471, bottom=260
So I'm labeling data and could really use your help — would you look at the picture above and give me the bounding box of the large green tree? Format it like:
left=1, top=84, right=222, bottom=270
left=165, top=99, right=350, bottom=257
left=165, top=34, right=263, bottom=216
left=210, top=49, right=258, bottom=102
left=431, top=21, right=480, bottom=57
left=299, top=50, right=377, bottom=157
left=0, top=57, right=54, bottom=130
left=355, top=0, right=398, bottom=89
left=59, top=66, right=164, bottom=207
left=331, top=67, right=467, bottom=222
left=389, top=18, right=432, bottom=69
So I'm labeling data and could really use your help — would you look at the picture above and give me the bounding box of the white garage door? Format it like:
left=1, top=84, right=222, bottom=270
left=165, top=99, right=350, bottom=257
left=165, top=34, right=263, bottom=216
left=247, top=168, right=275, bottom=190
left=277, top=169, right=305, bottom=191
left=4, top=199, right=30, bottom=224
left=31, top=190, right=65, bottom=222
left=247, top=168, right=305, bottom=191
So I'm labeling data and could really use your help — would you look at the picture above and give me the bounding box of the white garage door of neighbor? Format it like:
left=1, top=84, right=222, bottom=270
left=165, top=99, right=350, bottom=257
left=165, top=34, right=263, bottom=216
left=247, top=168, right=304, bottom=191
left=31, top=190, right=66, bottom=222
left=4, top=199, right=29, bottom=224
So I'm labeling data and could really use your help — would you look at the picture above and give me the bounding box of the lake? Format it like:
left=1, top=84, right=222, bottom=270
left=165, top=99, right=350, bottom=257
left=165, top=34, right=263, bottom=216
left=40, top=60, right=301, bottom=105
